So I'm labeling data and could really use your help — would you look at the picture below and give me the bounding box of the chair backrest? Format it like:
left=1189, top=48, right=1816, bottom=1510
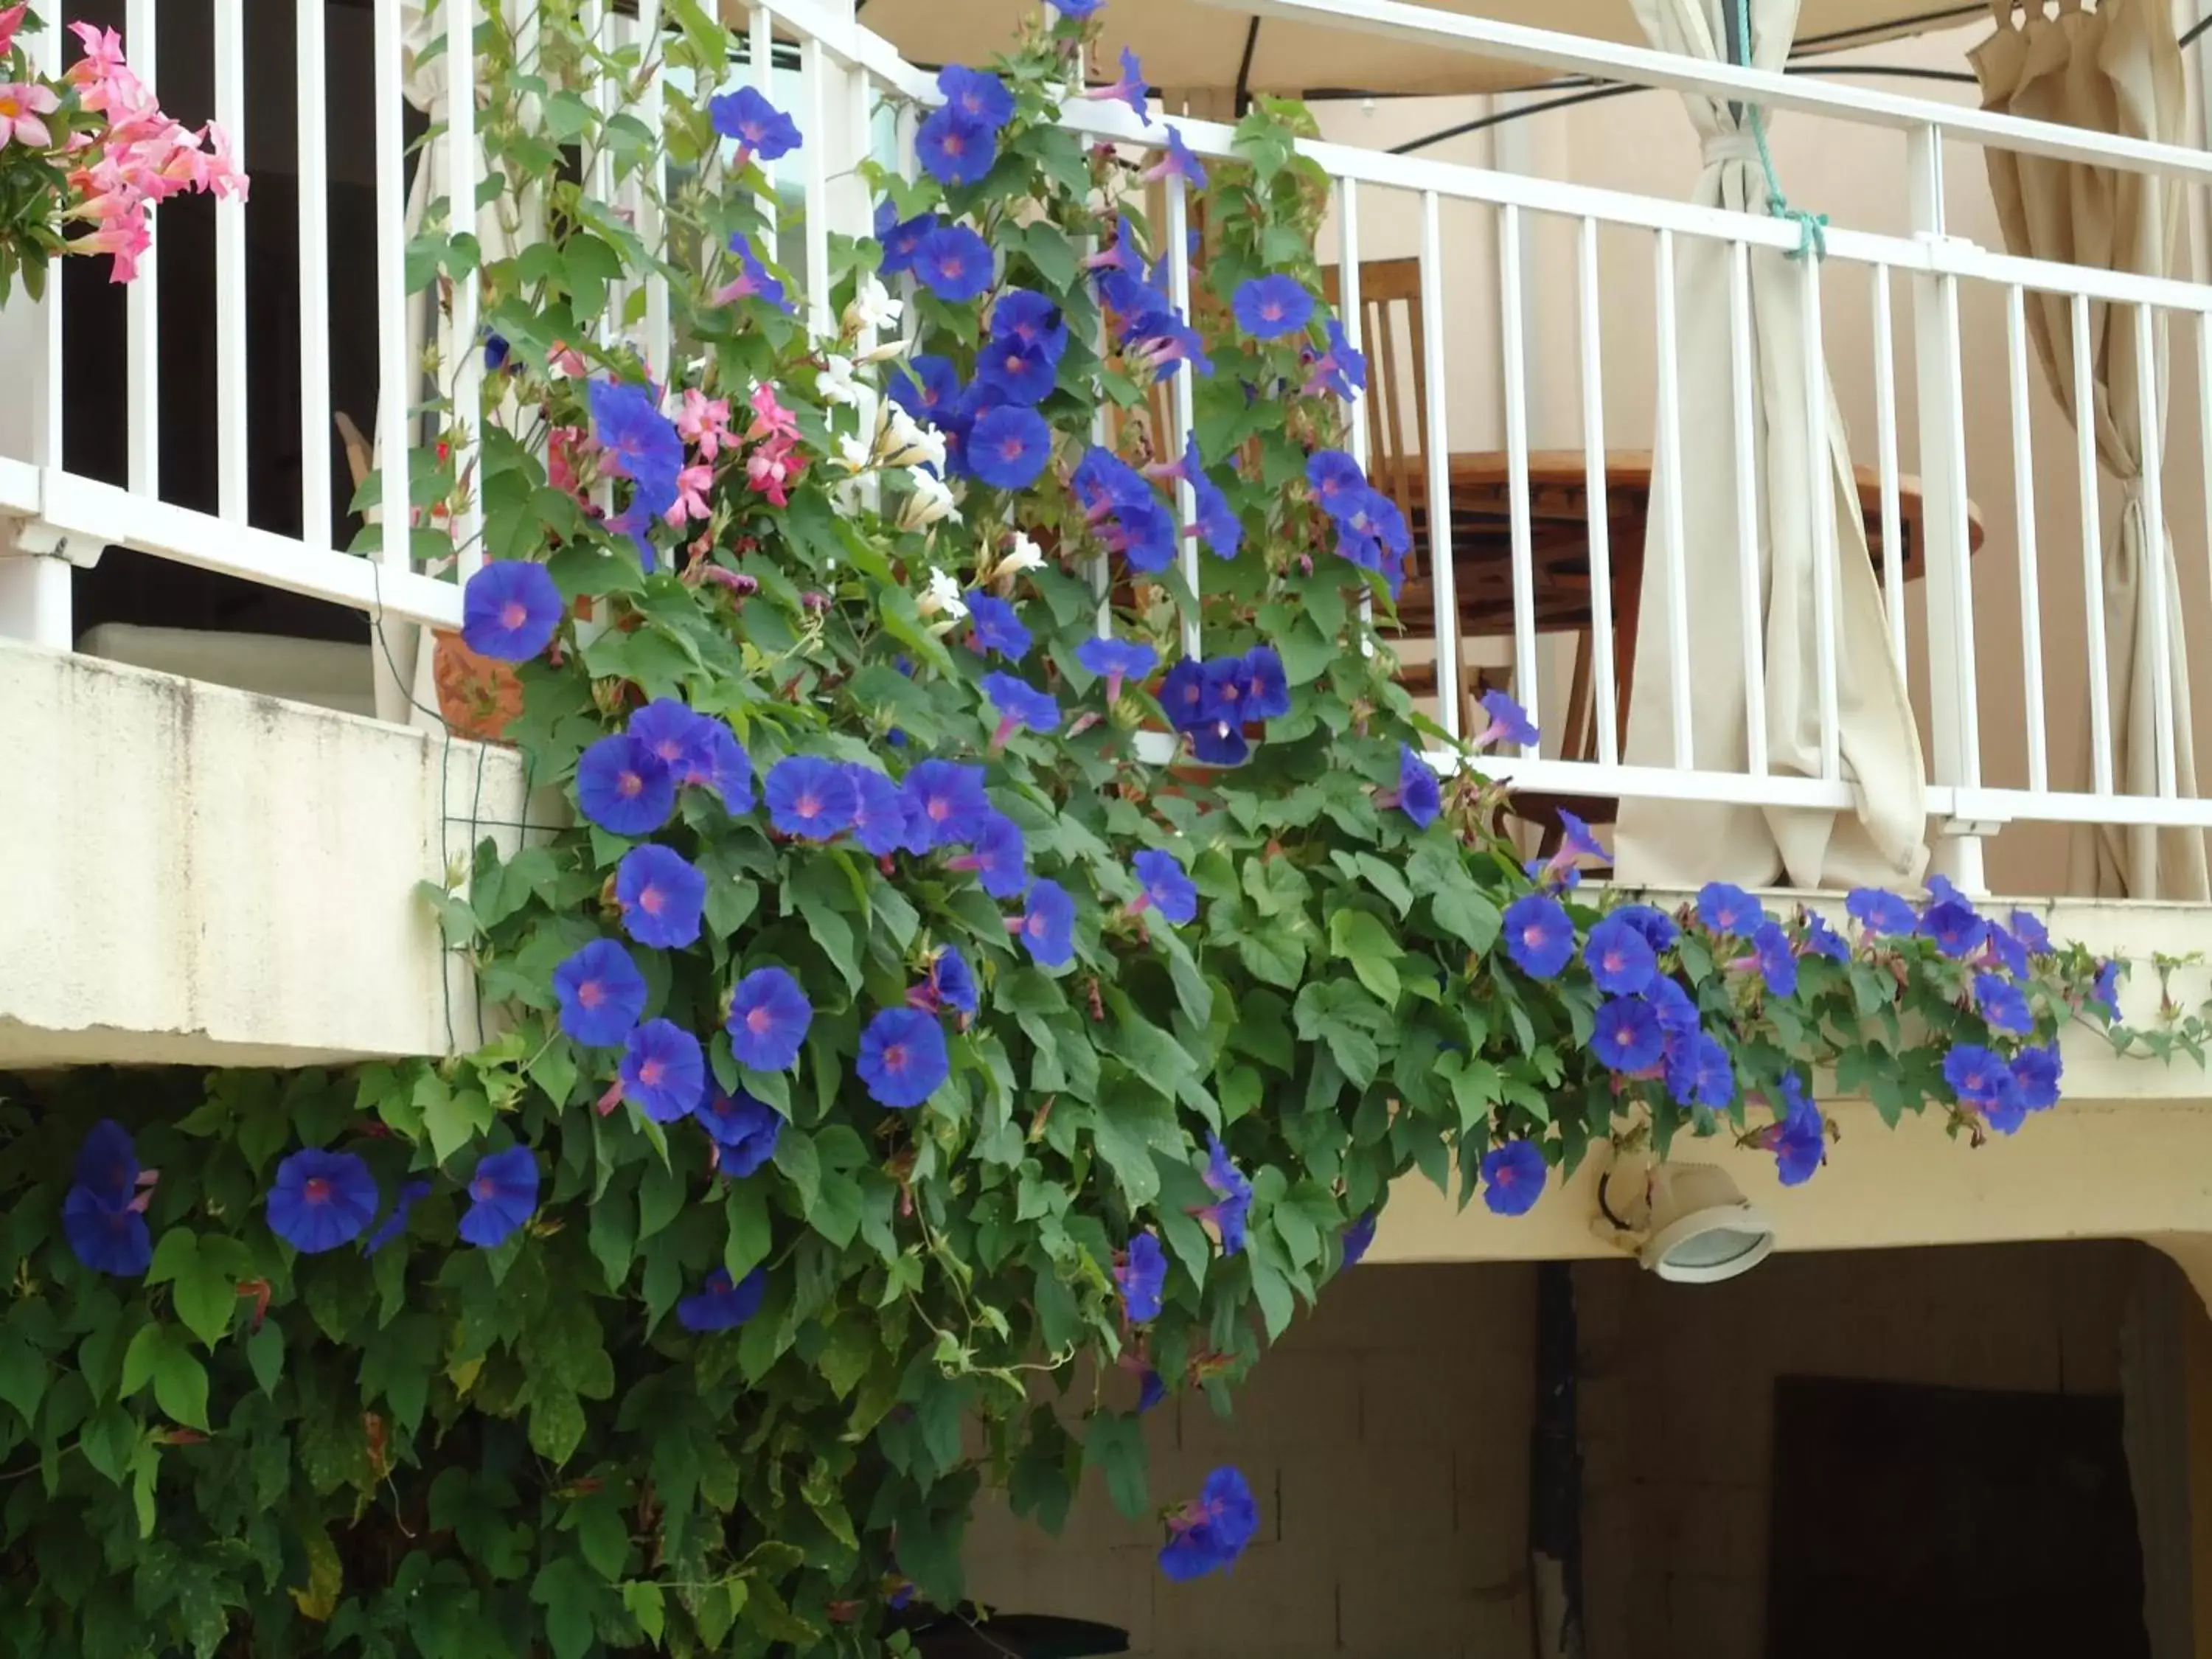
left=1319, top=258, right=1428, bottom=557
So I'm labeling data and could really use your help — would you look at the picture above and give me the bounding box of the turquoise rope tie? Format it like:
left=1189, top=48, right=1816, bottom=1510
left=1733, top=0, right=1827, bottom=262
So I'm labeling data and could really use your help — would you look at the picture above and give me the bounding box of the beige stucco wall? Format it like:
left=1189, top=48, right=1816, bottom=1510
left=0, top=637, right=526, bottom=1067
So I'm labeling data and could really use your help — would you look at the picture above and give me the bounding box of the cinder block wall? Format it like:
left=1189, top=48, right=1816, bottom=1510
left=962, top=1262, right=1543, bottom=1659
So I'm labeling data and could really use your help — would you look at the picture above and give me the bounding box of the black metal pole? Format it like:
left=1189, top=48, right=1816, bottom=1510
left=1528, top=1262, right=1587, bottom=1659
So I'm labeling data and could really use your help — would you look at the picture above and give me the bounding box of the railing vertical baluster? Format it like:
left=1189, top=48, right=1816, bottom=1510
left=0, top=7, right=69, bottom=647
left=1653, top=229, right=1693, bottom=771
left=751, top=6, right=777, bottom=246
left=1419, top=189, right=1461, bottom=742
left=1727, top=240, right=1764, bottom=776
left=849, top=66, right=880, bottom=515
left=1871, top=262, right=1905, bottom=684
left=1577, top=215, right=1618, bottom=768
left=640, top=0, right=670, bottom=380
left=1166, top=170, right=1200, bottom=664
left=2006, top=285, right=2048, bottom=793
left=449, top=0, right=484, bottom=582
left=1088, top=220, right=1110, bottom=636
left=2199, top=314, right=2212, bottom=696
left=801, top=36, right=833, bottom=338
left=125, top=0, right=159, bottom=500
left=214, top=0, right=248, bottom=523
left=2134, top=300, right=2177, bottom=797
left=1337, top=178, right=1374, bottom=644
left=2075, top=290, right=2115, bottom=797
left=1500, top=203, right=1537, bottom=754
left=1801, top=251, right=1840, bottom=782
left=375, top=0, right=413, bottom=571
left=296, top=0, right=331, bottom=550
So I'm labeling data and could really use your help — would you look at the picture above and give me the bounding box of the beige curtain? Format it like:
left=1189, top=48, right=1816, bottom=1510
left=1614, top=0, right=1930, bottom=891
left=1972, top=0, right=2205, bottom=900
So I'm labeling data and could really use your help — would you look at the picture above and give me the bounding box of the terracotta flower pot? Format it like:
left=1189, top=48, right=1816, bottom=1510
left=431, top=630, right=525, bottom=743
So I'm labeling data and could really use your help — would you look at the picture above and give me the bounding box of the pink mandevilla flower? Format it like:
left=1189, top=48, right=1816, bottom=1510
left=666, top=463, right=714, bottom=526
left=0, top=83, right=57, bottom=150
left=677, top=389, right=734, bottom=459
left=745, top=440, right=806, bottom=507
left=745, top=383, right=800, bottom=446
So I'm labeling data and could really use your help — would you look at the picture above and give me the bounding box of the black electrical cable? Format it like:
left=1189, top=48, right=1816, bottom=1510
left=2184, top=11, right=2212, bottom=51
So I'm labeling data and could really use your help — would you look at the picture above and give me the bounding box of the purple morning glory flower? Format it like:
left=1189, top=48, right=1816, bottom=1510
left=1199, top=1135, right=1252, bottom=1254
left=1846, top=887, right=1919, bottom=938
left=1381, top=745, right=1441, bottom=829
left=689, top=723, right=754, bottom=815
left=945, top=811, right=1029, bottom=899
left=2013, top=1043, right=2062, bottom=1111
left=1234, top=274, right=1315, bottom=341
left=888, top=353, right=961, bottom=422
left=726, top=967, right=813, bottom=1073
left=1688, top=1035, right=1736, bottom=1110
left=914, top=946, right=979, bottom=1018
left=1158, top=659, right=1207, bottom=732
left=1986, top=925, right=2031, bottom=981
left=982, top=671, right=1060, bottom=742
left=576, top=735, right=677, bottom=837
left=361, top=1179, right=432, bottom=1256
left=1116, top=1232, right=1167, bottom=1323
left=627, top=698, right=712, bottom=776
left=677, top=1266, right=768, bottom=1334
left=1583, top=914, right=1656, bottom=997
left=1158, top=1467, right=1259, bottom=1582
left=553, top=939, right=647, bottom=1048
left=902, top=761, right=991, bottom=849
left=1944, top=1043, right=2013, bottom=1110
left=1761, top=1078, right=1827, bottom=1184
left=1077, top=636, right=1157, bottom=703
left=1474, top=690, right=1539, bottom=750
left=1016, top=878, right=1077, bottom=967
left=484, top=333, right=510, bottom=372
left=847, top=765, right=910, bottom=858
left=1240, top=647, right=1289, bottom=720
left=1198, top=656, right=1253, bottom=728
left=709, top=85, right=802, bottom=160
left=1695, top=883, right=1764, bottom=939
left=977, top=333, right=1060, bottom=406
left=1480, top=1140, right=1548, bottom=1218
left=1130, top=849, right=1197, bottom=925
left=619, top=1019, right=706, bottom=1123
left=914, top=224, right=994, bottom=302
left=267, top=1148, right=379, bottom=1255
left=1189, top=720, right=1251, bottom=767
left=459, top=1146, right=539, bottom=1248
left=1921, top=900, right=1988, bottom=960
left=1143, top=126, right=1208, bottom=189
left=1592, top=997, right=1664, bottom=1074
left=1183, top=439, right=1241, bottom=560
left=1048, top=0, right=1103, bottom=16
left=968, top=405, right=1054, bottom=490
left=2093, top=959, right=2124, bottom=1015
left=462, top=561, right=563, bottom=662
left=1613, top=904, right=1679, bottom=957
left=616, top=844, right=707, bottom=950
left=1307, top=448, right=1367, bottom=516
left=1340, top=1212, right=1377, bottom=1267
left=1502, top=893, right=1575, bottom=979
left=1974, top=973, right=2034, bottom=1036
left=2009, top=909, right=2053, bottom=955
left=938, top=64, right=1014, bottom=131
left=717, top=231, right=792, bottom=312
left=856, top=1007, right=950, bottom=1110
left=1649, top=975, right=1699, bottom=1042
left=916, top=105, right=998, bottom=187
left=1803, top=911, right=1849, bottom=962
left=63, top=1186, right=151, bottom=1278
left=698, top=1088, right=784, bottom=1176
left=1080, top=47, right=1152, bottom=124
left=588, top=379, right=683, bottom=498
left=765, top=755, right=860, bottom=839
left=1138, top=1370, right=1167, bottom=1413
left=1303, top=316, right=1366, bottom=400
left=992, top=288, right=1069, bottom=349
left=74, top=1119, right=139, bottom=1206
left=1751, top=920, right=1798, bottom=999
left=876, top=202, right=939, bottom=276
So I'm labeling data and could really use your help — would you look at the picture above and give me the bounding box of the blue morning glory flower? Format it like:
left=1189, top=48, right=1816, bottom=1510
left=575, top=734, right=677, bottom=837
left=1761, top=1078, right=1826, bottom=1184
left=889, top=352, right=961, bottom=422
left=1199, top=1135, right=1252, bottom=1254
left=627, top=698, right=713, bottom=776
left=1802, top=911, right=1849, bottom=962
left=361, top=1179, right=432, bottom=1256
left=1158, top=659, right=1207, bottom=731
left=1197, top=657, right=1252, bottom=728
left=1502, top=893, right=1575, bottom=979
left=1130, top=849, right=1197, bottom=925
left=982, top=672, right=1060, bottom=743
left=1688, top=1036, right=1736, bottom=1110
left=1180, top=437, right=1240, bottom=559
left=709, top=85, right=802, bottom=160
left=1340, top=1212, right=1377, bottom=1267
left=619, top=1019, right=706, bottom=1123
left=927, top=947, right=979, bottom=1016
left=588, top=379, right=683, bottom=499
left=267, top=1148, right=380, bottom=1254
left=875, top=202, right=939, bottom=277
left=1138, top=1370, right=1166, bottom=1413
left=1084, top=47, right=1152, bottom=124
left=1695, top=883, right=1764, bottom=939
left=1947, top=1043, right=2025, bottom=1133
left=857, top=1006, right=950, bottom=1109
left=1921, top=900, right=1989, bottom=960
left=726, top=967, right=813, bottom=1072
left=1384, top=745, right=1441, bottom=829
left=458, top=1146, right=539, bottom=1248
left=1144, top=126, right=1208, bottom=189
left=553, top=939, right=647, bottom=1049
left=946, top=811, right=1029, bottom=899
left=462, top=561, right=563, bottom=662
left=1048, top=0, right=1103, bottom=16
left=1234, top=274, right=1315, bottom=341
left=1751, top=920, right=1798, bottom=999
left=765, top=755, right=860, bottom=839
left=484, top=333, right=511, bottom=372
left=976, top=334, right=1060, bottom=406
left=902, top=761, right=992, bottom=849
left=63, top=1186, right=150, bottom=1278
left=968, top=405, right=1054, bottom=490
left=74, top=1119, right=139, bottom=1206
left=914, top=224, right=994, bottom=302
left=1649, top=974, right=1700, bottom=1042
left=2012, top=1043, right=2062, bottom=1111
left=1974, top=973, right=2034, bottom=1035
left=1189, top=720, right=1251, bottom=767
left=1239, top=647, right=1289, bottom=720
left=677, top=1266, right=768, bottom=1334
left=616, top=845, right=707, bottom=950
left=2009, top=909, right=2053, bottom=955
left=697, top=1088, right=783, bottom=1176
left=716, top=232, right=791, bottom=313
left=1116, top=1232, right=1167, bottom=1322
left=1846, top=887, right=1918, bottom=938
left=1986, top=924, right=2031, bottom=980
left=1592, top=997, right=1664, bottom=1074
left=1480, top=1140, right=1548, bottom=1218
left=1307, top=448, right=1367, bottom=516
left=2093, top=959, right=2124, bottom=1015
left=1158, top=1467, right=1259, bottom=1582
left=1474, top=690, right=1539, bottom=750
left=1583, top=914, right=1656, bottom=997
left=1611, top=904, right=1679, bottom=958
left=848, top=765, right=910, bottom=858
left=916, top=105, right=998, bottom=187
left=992, top=288, right=1070, bottom=352
left=939, top=64, right=1015, bottom=131
left=1018, top=879, right=1077, bottom=968
left=964, top=594, right=1032, bottom=661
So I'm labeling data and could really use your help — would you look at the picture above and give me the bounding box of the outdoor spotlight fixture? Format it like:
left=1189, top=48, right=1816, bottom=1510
left=1594, top=1154, right=1775, bottom=1284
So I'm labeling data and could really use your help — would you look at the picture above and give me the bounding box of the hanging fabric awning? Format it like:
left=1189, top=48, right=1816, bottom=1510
left=853, top=0, right=1980, bottom=97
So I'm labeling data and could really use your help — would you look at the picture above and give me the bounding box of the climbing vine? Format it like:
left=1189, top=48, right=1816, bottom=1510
left=0, top=1, right=2140, bottom=1655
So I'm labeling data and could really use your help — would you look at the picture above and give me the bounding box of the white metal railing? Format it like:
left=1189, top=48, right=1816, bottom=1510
left=4, top=0, right=2212, bottom=895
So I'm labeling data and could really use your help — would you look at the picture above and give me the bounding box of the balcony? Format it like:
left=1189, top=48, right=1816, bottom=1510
left=6, top=0, right=2212, bottom=1066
